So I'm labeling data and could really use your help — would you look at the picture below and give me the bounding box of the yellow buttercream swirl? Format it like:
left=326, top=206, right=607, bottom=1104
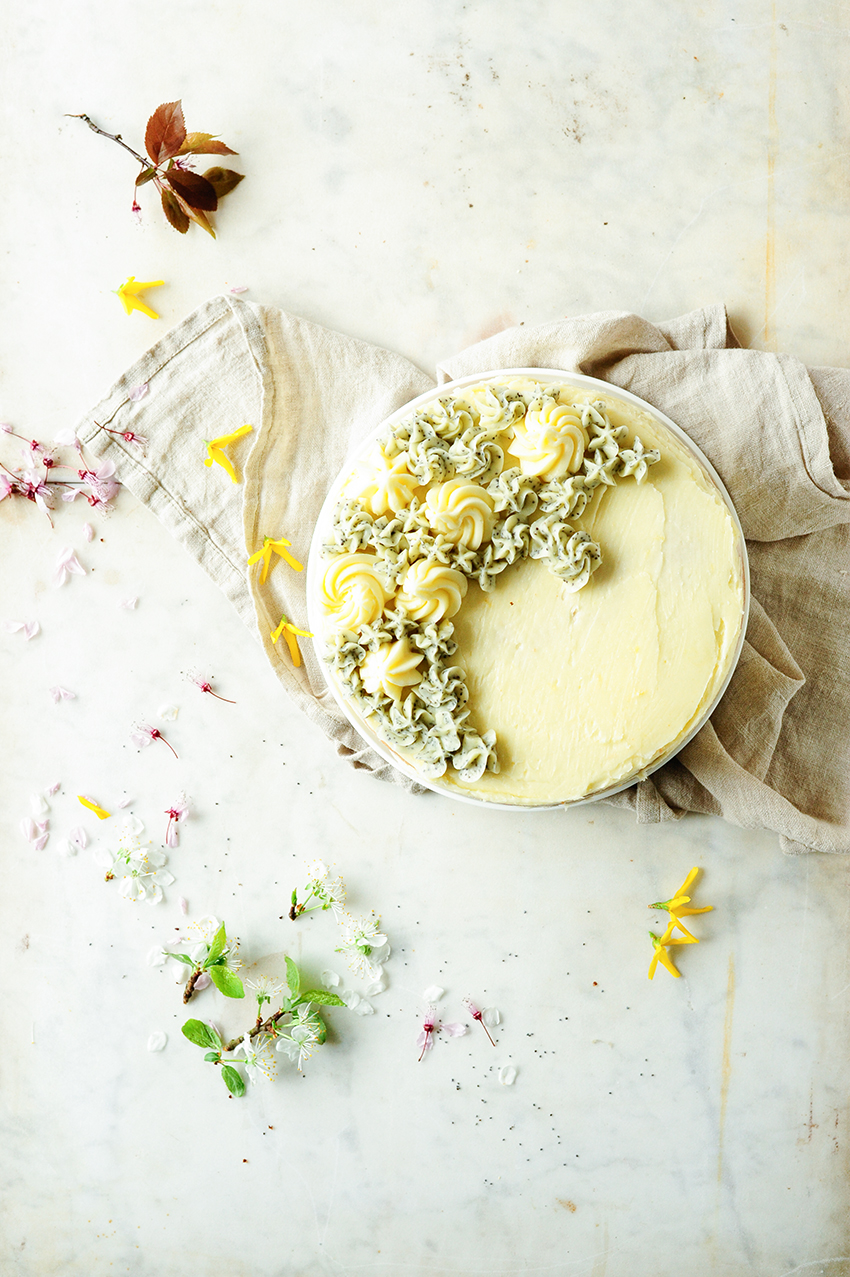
left=360, top=637, right=424, bottom=702
left=397, top=560, right=468, bottom=622
left=321, top=553, right=391, bottom=631
left=507, top=400, right=589, bottom=480
left=424, top=478, right=495, bottom=549
left=344, top=444, right=419, bottom=516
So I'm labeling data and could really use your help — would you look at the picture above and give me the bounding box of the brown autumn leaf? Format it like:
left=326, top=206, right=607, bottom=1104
left=165, top=169, right=218, bottom=212
left=145, top=101, right=187, bottom=165
left=202, top=167, right=245, bottom=199
left=161, top=188, right=190, bottom=233
left=135, top=166, right=156, bottom=187
left=177, top=132, right=238, bottom=157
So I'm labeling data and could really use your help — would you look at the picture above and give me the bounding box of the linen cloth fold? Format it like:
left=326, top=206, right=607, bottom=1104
left=76, top=297, right=850, bottom=854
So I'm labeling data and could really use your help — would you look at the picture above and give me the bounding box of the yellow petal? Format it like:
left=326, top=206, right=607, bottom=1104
left=78, top=795, right=111, bottom=820
left=208, top=424, right=253, bottom=448
left=674, top=867, right=700, bottom=898
left=286, top=623, right=313, bottom=637
left=284, top=629, right=301, bottom=666
left=116, top=277, right=164, bottom=320
left=270, top=616, right=287, bottom=643
left=206, top=445, right=238, bottom=483
left=120, top=276, right=165, bottom=295
left=656, top=946, right=682, bottom=977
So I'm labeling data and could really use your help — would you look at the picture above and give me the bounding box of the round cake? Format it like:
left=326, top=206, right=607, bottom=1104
left=309, top=370, right=748, bottom=808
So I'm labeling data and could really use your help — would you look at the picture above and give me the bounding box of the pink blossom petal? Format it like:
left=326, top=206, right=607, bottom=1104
left=53, top=427, right=79, bottom=446
left=117, top=797, right=132, bottom=808
left=194, top=972, right=211, bottom=991
left=120, top=597, right=138, bottom=610
left=165, top=825, right=178, bottom=848
left=4, top=620, right=39, bottom=640
left=178, top=896, right=188, bottom=915
left=45, top=781, right=61, bottom=795
left=442, top=1022, right=468, bottom=1038
left=230, top=285, right=249, bottom=294
left=20, top=817, right=37, bottom=842
left=128, top=382, right=149, bottom=402
left=49, top=686, right=76, bottom=703
left=69, top=826, right=87, bottom=849
left=0, top=423, right=12, bottom=433
left=52, top=548, right=86, bottom=588
left=82, top=523, right=94, bottom=542
left=33, top=833, right=49, bottom=851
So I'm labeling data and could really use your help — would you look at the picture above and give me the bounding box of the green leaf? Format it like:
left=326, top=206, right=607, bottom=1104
left=203, top=1051, right=221, bottom=1063
left=298, top=990, right=345, bottom=1007
left=135, top=166, right=156, bottom=187
left=205, top=922, right=227, bottom=967
left=291, top=888, right=298, bottom=906
left=182, top=1019, right=217, bottom=1049
left=172, top=953, right=196, bottom=966
left=202, top=166, right=244, bottom=199
left=209, top=965, right=245, bottom=999
left=177, top=132, right=238, bottom=157
left=285, top=956, right=301, bottom=999
left=221, top=1065, right=246, bottom=1097
left=161, top=187, right=190, bottom=234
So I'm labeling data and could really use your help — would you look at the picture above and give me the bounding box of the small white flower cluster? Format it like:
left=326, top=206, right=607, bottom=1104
left=99, top=817, right=175, bottom=904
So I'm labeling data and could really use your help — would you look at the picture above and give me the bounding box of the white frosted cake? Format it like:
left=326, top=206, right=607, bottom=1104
left=312, top=372, right=747, bottom=807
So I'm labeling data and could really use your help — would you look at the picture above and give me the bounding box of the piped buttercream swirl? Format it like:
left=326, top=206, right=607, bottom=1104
left=345, top=444, right=419, bottom=516
left=424, top=479, right=495, bottom=549
left=397, top=560, right=468, bottom=622
left=321, top=553, right=391, bottom=631
left=360, top=637, right=424, bottom=702
left=507, top=399, right=589, bottom=480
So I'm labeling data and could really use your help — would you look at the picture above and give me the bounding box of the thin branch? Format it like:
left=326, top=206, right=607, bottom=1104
left=65, top=113, right=149, bottom=170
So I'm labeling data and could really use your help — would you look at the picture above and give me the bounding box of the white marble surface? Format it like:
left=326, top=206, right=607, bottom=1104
left=3, top=2, right=850, bottom=1273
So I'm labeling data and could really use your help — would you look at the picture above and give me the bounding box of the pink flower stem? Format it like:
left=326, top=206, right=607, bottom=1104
left=205, top=689, right=237, bottom=704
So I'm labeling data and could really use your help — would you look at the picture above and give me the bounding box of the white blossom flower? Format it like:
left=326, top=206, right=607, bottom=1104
left=237, top=1033, right=277, bottom=1083
left=275, top=1009, right=323, bottom=1072
left=247, top=975, right=285, bottom=1005
left=117, top=842, right=175, bottom=904
left=187, top=916, right=242, bottom=970
left=335, top=911, right=389, bottom=980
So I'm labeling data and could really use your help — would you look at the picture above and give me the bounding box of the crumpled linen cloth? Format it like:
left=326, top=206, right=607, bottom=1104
left=76, top=297, right=850, bottom=854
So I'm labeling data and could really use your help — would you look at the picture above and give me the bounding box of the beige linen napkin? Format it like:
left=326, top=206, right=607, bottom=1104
left=76, top=297, right=850, bottom=854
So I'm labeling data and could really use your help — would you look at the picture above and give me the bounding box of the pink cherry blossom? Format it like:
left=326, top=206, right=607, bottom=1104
left=185, top=670, right=236, bottom=703
left=131, top=723, right=178, bottom=759
left=82, top=523, right=94, bottom=541
left=417, top=1005, right=438, bottom=1061
left=164, top=795, right=189, bottom=847
left=0, top=475, right=12, bottom=501
left=464, top=998, right=498, bottom=1046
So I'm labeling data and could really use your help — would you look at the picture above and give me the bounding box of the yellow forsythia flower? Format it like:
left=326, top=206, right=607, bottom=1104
left=247, top=535, right=304, bottom=583
left=116, top=276, right=165, bottom=319
left=271, top=614, right=313, bottom=667
left=203, top=424, right=254, bottom=483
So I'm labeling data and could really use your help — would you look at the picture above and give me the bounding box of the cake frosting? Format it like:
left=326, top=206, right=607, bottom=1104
left=316, top=375, right=746, bottom=806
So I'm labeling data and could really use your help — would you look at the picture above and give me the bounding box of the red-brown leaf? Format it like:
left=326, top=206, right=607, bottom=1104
left=161, top=187, right=190, bottom=233
left=202, top=167, right=245, bottom=199
left=145, top=101, right=187, bottom=164
left=165, top=170, right=218, bottom=212
left=183, top=203, right=217, bottom=239
left=177, top=132, right=238, bottom=157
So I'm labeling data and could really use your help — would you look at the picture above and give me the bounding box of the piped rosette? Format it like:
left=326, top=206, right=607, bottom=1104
left=506, top=399, right=589, bottom=480
left=321, top=552, right=392, bottom=632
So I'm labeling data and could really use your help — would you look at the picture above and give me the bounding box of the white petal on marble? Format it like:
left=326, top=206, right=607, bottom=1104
left=30, top=793, right=49, bottom=816
left=353, top=1000, right=375, bottom=1016
left=157, top=703, right=179, bottom=721
left=482, top=1007, right=501, bottom=1028
left=146, top=1031, right=167, bottom=1052
left=56, top=839, right=75, bottom=858
left=422, top=984, right=445, bottom=1001
left=365, top=976, right=387, bottom=996
left=146, top=946, right=168, bottom=967
left=119, top=597, right=138, bottom=610
left=498, top=1065, right=517, bottom=1086
left=321, top=969, right=341, bottom=988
